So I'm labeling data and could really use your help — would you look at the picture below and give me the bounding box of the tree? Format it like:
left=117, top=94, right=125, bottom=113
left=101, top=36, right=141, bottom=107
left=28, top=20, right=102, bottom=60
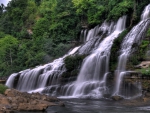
left=0, top=35, right=18, bottom=76
left=0, top=4, right=5, bottom=17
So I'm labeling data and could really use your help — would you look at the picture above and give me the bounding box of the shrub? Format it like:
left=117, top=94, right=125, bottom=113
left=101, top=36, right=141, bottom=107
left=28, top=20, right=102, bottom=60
left=110, top=29, right=129, bottom=72
left=0, top=84, right=8, bottom=94
left=64, top=55, right=86, bottom=72
left=137, top=68, right=150, bottom=76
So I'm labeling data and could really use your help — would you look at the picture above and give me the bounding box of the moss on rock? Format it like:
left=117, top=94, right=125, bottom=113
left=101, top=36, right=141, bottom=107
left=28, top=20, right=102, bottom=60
left=62, top=55, right=86, bottom=79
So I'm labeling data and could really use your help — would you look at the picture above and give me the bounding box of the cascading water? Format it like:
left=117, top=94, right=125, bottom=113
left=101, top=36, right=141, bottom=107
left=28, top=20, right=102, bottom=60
left=6, top=15, right=126, bottom=98
left=5, top=4, right=150, bottom=99
left=77, top=22, right=115, bottom=55
left=60, top=16, right=127, bottom=98
left=6, top=46, right=80, bottom=92
left=41, top=21, right=117, bottom=96
left=114, top=4, right=150, bottom=98
left=5, top=19, right=112, bottom=95
left=79, top=29, right=87, bottom=43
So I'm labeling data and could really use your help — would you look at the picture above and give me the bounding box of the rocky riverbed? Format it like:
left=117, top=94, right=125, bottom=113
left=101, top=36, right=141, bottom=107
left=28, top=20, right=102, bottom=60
left=0, top=89, right=64, bottom=112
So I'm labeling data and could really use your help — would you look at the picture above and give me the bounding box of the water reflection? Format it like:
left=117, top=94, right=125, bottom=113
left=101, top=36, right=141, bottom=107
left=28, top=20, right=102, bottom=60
left=17, top=99, right=150, bottom=113
left=46, top=99, right=150, bottom=113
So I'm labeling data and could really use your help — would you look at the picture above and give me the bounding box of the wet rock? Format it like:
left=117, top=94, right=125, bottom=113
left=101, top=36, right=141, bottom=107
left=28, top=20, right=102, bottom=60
left=145, top=92, right=150, bottom=97
left=143, top=97, right=150, bottom=102
left=58, top=102, right=65, bottom=107
left=111, top=95, right=124, bottom=101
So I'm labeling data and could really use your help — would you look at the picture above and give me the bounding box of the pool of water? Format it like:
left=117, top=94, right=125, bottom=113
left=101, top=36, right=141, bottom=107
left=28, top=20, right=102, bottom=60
left=17, top=98, right=150, bottom=113
left=46, top=99, right=150, bottom=113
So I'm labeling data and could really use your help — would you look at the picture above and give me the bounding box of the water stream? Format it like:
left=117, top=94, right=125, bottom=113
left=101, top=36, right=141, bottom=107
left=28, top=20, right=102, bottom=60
left=114, top=4, right=150, bottom=98
left=59, top=16, right=127, bottom=98
left=6, top=46, right=80, bottom=92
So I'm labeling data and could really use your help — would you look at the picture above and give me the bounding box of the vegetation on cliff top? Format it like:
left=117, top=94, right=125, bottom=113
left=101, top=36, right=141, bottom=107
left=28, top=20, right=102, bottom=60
left=0, top=0, right=150, bottom=76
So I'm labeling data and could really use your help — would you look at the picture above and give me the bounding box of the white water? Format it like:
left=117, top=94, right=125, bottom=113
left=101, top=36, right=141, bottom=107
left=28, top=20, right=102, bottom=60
left=6, top=16, right=126, bottom=97
left=61, top=16, right=126, bottom=98
left=6, top=46, right=80, bottom=92
left=5, top=20, right=114, bottom=95
left=114, top=4, right=150, bottom=98
left=5, top=4, right=150, bottom=99
left=77, top=22, right=116, bottom=55
left=141, top=4, right=150, bottom=20
left=80, top=29, right=87, bottom=43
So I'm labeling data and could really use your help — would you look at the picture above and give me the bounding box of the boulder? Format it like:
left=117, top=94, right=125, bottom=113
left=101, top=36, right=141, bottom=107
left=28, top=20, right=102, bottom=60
left=111, top=95, right=124, bottom=101
left=145, top=92, right=150, bottom=97
left=0, top=89, right=64, bottom=112
left=0, top=98, right=10, bottom=105
left=18, top=103, right=48, bottom=111
left=135, top=61, right=150, bottom=69
left=58, top=102, right=65, bottom=107
left=142, top=97, right=150, bottom=103
left=4, top=89, right=19, bottom=97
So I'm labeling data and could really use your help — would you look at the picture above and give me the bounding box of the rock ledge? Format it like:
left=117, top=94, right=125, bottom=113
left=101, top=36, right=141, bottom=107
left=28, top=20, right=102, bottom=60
left=0, top=89, right=64, bottom=112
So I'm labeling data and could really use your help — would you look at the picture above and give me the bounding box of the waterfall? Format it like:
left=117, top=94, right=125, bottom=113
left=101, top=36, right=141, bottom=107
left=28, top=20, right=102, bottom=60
left=141, top=4, right=150, bottom=20
left=61, top=16, right=126, bottom=98
left=5, top=20, right=114, bottom=95
left=6, top=46, right=80, bottom=92
left=6, top=16, right=126, bottom=98
left=6, top=4, right=150, bottom=99
left=114, top=4, right=150, bottom=98
left=80, top=29, right=87, bottom=43
left=77, top=22, right=115, bottom=55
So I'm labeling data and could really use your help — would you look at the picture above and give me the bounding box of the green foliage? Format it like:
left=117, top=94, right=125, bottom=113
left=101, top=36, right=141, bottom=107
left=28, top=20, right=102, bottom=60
left=127, top=40, right=149, bottom=69
left=0, top=32, right=6, bottom=38
left=0, top=84, right=8, bottom=94
left=72, top=0, right=135, bottom=24
left=110, top=29, right=129, bottom=71
left=64, top=55, right=86, bottom=72
left=0, top=35, right=18, bottom=64
left=133, top=40, right=150, bottom=62
left=87, top=5, right=105, bottom=25
left=62, top=55, right=86, bottom=78
left=0, top=4, right=5, bottom=17
left=33, top=18, right=49, bottom=38
left=0, top=0, right=149, bottom=77
left=108, top=0, right=134, bottom=20
left=72, top=0, right=107, bottom=25
left=140, top=40, right=149, bottom=52
left=129, top=55, right=139, bottom=66
left=146, top=28, right=150, bottom=37
left=53, top=43, right=72, bottom=58
left=137, top=68, right=150, bottom=76
left=135, top=0, right=150, bottom=22
left=0, top=35, right=19, bottom=76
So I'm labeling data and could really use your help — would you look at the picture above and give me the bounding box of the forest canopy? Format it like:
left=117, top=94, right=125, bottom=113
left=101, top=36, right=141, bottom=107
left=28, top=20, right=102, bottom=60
left=0, top=0, right=150, bottom=76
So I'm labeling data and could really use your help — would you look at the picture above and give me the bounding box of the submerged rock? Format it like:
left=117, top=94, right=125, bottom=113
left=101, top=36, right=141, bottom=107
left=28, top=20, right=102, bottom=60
left=0, top=89, right=64, bottom=112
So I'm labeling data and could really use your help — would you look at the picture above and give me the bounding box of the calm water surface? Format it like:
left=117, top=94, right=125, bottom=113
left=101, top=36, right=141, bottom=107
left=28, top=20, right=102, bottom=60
left=18, top=99, right=150, bottom=113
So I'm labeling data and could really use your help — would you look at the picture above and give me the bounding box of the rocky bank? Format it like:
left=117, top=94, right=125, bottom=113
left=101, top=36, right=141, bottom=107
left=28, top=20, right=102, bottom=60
left=0, top=89, right=64, bottom=112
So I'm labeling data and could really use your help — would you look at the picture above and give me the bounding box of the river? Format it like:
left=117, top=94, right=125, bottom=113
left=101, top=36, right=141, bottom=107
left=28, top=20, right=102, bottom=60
left=18, top=98, right=150, bottom=113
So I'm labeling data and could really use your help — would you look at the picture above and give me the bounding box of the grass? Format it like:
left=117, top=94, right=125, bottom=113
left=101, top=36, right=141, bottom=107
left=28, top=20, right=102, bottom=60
left=136, top=68, right=150, bottom=76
